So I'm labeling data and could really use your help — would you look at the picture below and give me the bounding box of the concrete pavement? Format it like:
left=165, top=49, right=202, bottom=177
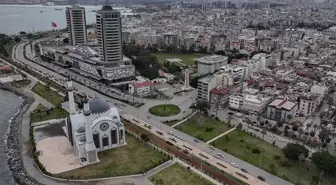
left=206, top=128, right=236, bottom=144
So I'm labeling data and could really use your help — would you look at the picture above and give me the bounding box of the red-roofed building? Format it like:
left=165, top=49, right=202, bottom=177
left=210, top=87, right=231, bottom=108
left=129, top=81, right=153, bottom=96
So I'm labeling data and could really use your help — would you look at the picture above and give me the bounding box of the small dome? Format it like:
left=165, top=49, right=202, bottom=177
left=77, top=126, right=86, bottom=133
left=89, top=98, right=110, bottom=114
left=79, top=136, right=86, bottom=142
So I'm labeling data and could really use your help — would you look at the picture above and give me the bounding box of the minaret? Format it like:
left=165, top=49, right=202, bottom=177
left=83, top=97, right=98, bottom=164
left=67, top=79, right=76, bottom=115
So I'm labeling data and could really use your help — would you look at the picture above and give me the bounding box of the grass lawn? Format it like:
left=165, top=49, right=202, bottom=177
left=176, top=113, right=230, bottom=142
left=32, top=82, right=64, bottom=106
left=31, top=107, right=69, bottom=123
left=59, top=135, right=169, bottom=178
left=150, top=163, right=213, bottom=185
left=34, top=103, right=47, bottom=112
left=152, top=53, right=203, bottom=66
left=212, top=130, right=336, bottom=185
left=149, top=104, right=181, bottom=117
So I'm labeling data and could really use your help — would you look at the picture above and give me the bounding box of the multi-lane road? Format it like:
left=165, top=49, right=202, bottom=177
left=14, top=41, right=293, bottom=185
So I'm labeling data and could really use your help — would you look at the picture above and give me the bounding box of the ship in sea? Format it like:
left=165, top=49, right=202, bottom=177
left=40, top=10, right=43, bottom=13
left=55, top=8, right=63, bottom=11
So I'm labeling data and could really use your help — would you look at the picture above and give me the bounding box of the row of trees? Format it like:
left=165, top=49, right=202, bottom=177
left=282, top=143, right=336, bottom=175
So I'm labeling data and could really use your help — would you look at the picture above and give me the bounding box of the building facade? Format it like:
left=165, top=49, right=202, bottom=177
left=128, top=81, right=152, bottom=97
left=197, top=55, right=228, bottom=76
left=96, top=5, right=123, bottom=65
left=66, top=6, right=87, bottom=46
left=298, top=94, right=321, bottom=116
left=229, top=93, right=271, bottom=115
left=267, top=99, right=297, bottom=122
left=64, top=80, right=126, bottom=166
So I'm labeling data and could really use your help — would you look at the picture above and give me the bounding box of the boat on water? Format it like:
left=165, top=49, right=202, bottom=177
left=40, top=11, right=43, bottom=13
left=55, top=8, right=63, bottom=11
left=90, top=10, right=98, bottom=12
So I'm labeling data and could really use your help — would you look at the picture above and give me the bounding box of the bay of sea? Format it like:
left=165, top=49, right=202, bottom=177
left=0, top=89, right=24, bottom=185
left=0, top=5, right=98, bottom=35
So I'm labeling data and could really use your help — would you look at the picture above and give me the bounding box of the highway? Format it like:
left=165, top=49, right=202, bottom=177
left=14, top=41, right=293, bottom=185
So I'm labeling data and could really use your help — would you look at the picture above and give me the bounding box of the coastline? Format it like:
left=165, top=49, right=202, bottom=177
left=1, top=85, right=42, bottom=185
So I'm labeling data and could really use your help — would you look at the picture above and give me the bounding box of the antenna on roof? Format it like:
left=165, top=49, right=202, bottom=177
left=105, top=0, right=108, bottom=5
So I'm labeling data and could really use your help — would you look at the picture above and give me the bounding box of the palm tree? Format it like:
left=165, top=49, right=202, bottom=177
left=261, top=129, right=267, bottom=140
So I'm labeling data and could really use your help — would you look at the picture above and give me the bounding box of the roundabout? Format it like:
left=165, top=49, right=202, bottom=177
left=149, top=104, right=181, bottom=117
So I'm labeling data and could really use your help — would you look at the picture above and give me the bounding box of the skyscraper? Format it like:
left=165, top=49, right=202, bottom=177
left=96, top=5, right=123, bottom=65
left=66, top=6, right=87, bottom=46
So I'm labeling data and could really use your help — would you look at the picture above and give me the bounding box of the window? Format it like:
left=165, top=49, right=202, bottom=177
left=93, top=132, right=100, bottom=148
left=102, top=136, right=109, bottom=147
left=119, top=130, right=123, bottom=140
left=111, top=129, right=117, bottom=144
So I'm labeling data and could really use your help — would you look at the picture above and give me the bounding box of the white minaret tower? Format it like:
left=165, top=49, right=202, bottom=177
left=83, top=98, right=98, bottom=164
left=67, top=79, right=76, bottom=115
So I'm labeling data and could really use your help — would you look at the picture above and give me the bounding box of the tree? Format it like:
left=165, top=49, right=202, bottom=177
left=261, top=129, right=267, bottom=140
left=292, top=124, right=299, bottom=132
left=62, top=37, right=69, bottom=44
left=312, top=151, right=336, bottom=174
left=319, top=129, right=329, bottom=143
left=194, top=100, right=210, bottom=115
left=237, top=123, right=243, bottom=130
left=282, top=143, right=309, bottom=161
left=287, top=114, right=293, bottom=120
left=140, top=134, right=150, bottom=142
left=14, top=37, right=21, bottom=43
left=277, top=122, right=283, bottom=128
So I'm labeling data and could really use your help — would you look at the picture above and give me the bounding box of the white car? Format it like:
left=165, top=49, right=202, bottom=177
left=210, top=146, right=215, bottom=150
left=169, top=131, right=174, bottom=135
left=231, top=162, right=238, bottom=168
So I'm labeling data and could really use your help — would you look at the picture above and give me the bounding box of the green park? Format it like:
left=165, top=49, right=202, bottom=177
left=149, top=104, right=181, bottom=117
left=60, top=135, right=169, bottom=179
left=212, top=130, right=336, bottom=185
left=176, top=113, right=231, bottom=142
left=150, top=163, right=213, bottom=185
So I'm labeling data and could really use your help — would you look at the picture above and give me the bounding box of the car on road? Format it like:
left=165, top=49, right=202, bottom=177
left=147, top=116, right=151, bottom=119
left=230, top=162, right=238, bottom=168
left=258, top=176, right=265, bottom=181
left=168, top=131, right=174, bottom=135
left=210, top=146, right=215, bottom=150
left=254, top=128, right=260, bottom=132
left=241, top=168, right=248, bottom=173
left=194, top=139, right=199, bottom=143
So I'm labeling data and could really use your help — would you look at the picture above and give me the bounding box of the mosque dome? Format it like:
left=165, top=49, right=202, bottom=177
left=77, top=126, right=86, bottom=133
left=79, top=136, right=86, bottom=142
left=88, top=98, right=110, bottom=114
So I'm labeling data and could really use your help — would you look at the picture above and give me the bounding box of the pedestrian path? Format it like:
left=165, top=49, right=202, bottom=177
left=172, top=111, right=197, bottom=128
left=206, top=128, right=236, bottom=144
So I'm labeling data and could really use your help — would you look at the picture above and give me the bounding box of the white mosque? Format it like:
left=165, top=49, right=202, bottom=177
left=63, top=80, right=126, bottom=166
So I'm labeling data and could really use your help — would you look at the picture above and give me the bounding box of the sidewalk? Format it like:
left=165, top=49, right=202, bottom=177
left=172, top=111, right=197, bottom=128
left=206, top=128, right=236, bottom=144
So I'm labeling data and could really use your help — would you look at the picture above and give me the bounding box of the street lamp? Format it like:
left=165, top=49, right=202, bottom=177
left=318, top=171, right=324, bottom=185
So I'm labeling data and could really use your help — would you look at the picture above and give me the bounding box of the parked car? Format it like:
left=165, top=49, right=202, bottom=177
left=258, top=176, right=265, bottom=181
left=194, top=139, right=199, bottom=143
left=210, top=146, right=215, bottom=150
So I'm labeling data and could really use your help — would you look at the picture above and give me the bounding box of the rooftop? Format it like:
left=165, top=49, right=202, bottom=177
left=211, top=87, right=230, bottom=95
left=197, top=55, right=228, bottom=64
left=268, top=99, right=297, bottom=111
left=131, top=81, right=153, bottom=88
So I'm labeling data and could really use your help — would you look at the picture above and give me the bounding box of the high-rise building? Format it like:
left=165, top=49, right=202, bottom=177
left=66, top=6, right=87, bottom=46
left=96, top=5, right=123, bottom=65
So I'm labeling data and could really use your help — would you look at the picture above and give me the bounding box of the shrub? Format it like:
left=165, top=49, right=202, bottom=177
left=240, top=139, right=244, bottom=143
left=252, top=147, right=261, bottom=154
left=273, top=155, right=281, bottom=160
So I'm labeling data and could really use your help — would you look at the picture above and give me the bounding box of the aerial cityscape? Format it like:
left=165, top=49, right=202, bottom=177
left=1, top=0, right=336, bottom=185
